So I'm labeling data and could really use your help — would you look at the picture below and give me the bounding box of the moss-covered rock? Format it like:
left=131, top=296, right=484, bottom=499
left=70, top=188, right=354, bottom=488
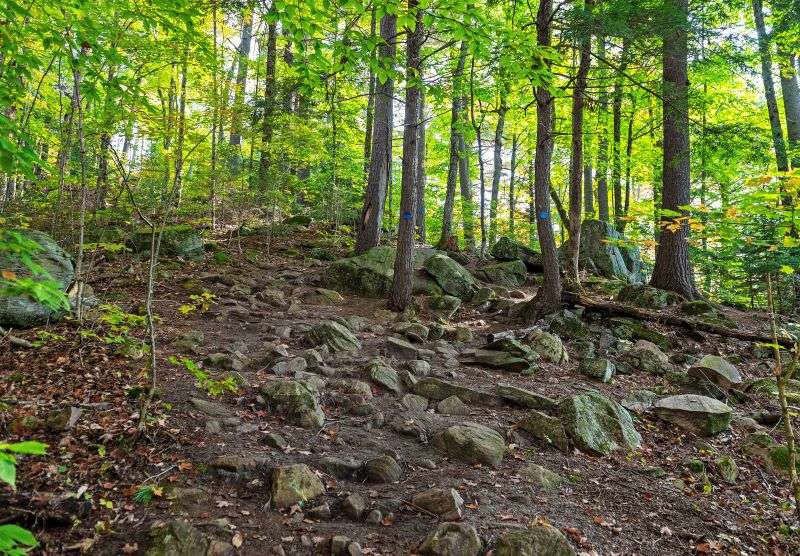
left=616, top=284, right=681, bottom=309
left=270, top=464, right=325, bottom=507
left=424, top=253, right=478, bottom=300
left=419, top=523, right=482, bottom=556
left=260, top=379, right=325, bottom=428
left=433, top=422, right=506, bottom=466
left=474, top=260, right=527, bottom=287
left=653, top=394, right=731, bottom=436
left=145, top=519, right=229, bottom=556
left=571, top=219, right=643, bottom=283
left=306, top=320, right=361, bottom=352
left=490, top=236, right=543, bottom=271
left=559, top=392, right=641, bottom=455
left=527, top=331, right=568, bottom=364
left=495, top=526, right=576, bottom=556
left=131, top=224, right=205, bottom=260
left=0, top=229, right=74, bottom=329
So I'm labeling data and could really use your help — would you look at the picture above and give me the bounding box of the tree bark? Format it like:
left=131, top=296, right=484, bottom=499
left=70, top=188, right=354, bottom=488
left=524, top=0, right=561, bottom=323
left=779, top=53, right=800, bottom=169
left=611, top=37, right=629, bottom=231
left=596, top=37, right=610, bottom=222
left=257, top=16, right=278, bottom=195
left=489, top=94, right=507, bottom=248
left=390, top=0, right=423, bottom=311
left=229, top=7, right=253, bottom=149
left=752, top=0, right=789, bottom=172
left=364, top=6, right=377, bottom=176
left=356, top=14, right=397, bottom=254
left=509, top=133, right=518, bottom=237
left=439, top=41, right=468, bottom=248
left=566, top=0, right=592, bottom=288
left=650, top=0, right=698, bottom=300
left=415, top=84, right=427, bottom=242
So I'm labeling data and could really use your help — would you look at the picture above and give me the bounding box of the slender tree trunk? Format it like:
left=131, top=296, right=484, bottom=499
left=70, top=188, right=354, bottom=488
left=458, top=134, right=475, bottom=250
left=621, top=106, right=635, bottom=232
left=611, top=38, right=629, bottom=231
left=596, top=37, right=610, bottom=222
left=470, top=56, right=488, bottom=255
left=440, top=41, right=468, bottom=248
left=257, top=17, right=278, bottom=197
left=650, top=0, right=698, bottom=300
left=583, top=162, right=593, bottom=216
left=364, top=6, right=377, bottom=176
left=566, top=0, right=592, bottom=288
left=509, top=134, right=518, bottom=238
left=752, top=0, right=789, bottom=172
left=72, top=50, right=88, bottom=321
left=390, top=0, right=423, bottom=311
left=356, top=14, right=397, bottom=254
left=229, top=7, right=253, bottom=150
left=415, top=86, right=427, bottom=242
left=779, top=53, right=800, bottom=169
left=489, top=98, right=507, bottom=248
left=524, top=0, right=561, bottom=322
left=210, top=1, right=219, bottom=228
left=173, top=52, right=188, bottom=208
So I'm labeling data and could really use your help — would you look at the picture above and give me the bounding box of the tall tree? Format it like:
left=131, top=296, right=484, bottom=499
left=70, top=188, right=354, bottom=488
left=439, top=41, right=468, bottom=249
left=229, top=7, right=253, bottom=151
left=390, top=0, right=423, bottom=310
left=650, top=0, right=698, bottom=299
left=508, top=133, right=518, bottom=237
left=565, top=0, right=593, bottom=288
left=611, top=37, right=629, bottom=231
left=415, top=85, right=427, bottom=242
left=752, top=0, right=789, bottom=172
left=524, top=0, right=562, bottom=322
left=488, top=84, right=508, bottom=247
left=355, top=14, right=397, bottom=254
left=256, top=16, right=278, bottom=193
left=595, top=37, right=610, bottom=222
left=779, top=53, right=800, bottom=169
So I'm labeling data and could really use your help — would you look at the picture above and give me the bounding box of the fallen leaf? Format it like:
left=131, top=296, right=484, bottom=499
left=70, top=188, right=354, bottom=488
left=232, top=532, right=243, bottom=548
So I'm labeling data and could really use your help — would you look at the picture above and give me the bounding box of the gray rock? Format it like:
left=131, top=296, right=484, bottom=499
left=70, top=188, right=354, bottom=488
left=490, top=236, right=543, bottom=271
left=527, top=331, right=568, bottom=364
left=414, top=378, right=500, bottom=406
left=363, top=455, right=401, bottom=483
left=436, top=396, right=470, bottom=415
left=517, top=410, right=570, bottom=452
left=621, top=390, right=657, bottom=414
left=579, top=357, right=615, bottom=383
left=518, top=464, right=565, bottom=490
left=402, top=393, right=429, bottom=412
left=464, top=349, right=534, bottom=373
left=621, top=340, right=673, bottom=375
left=654, top=394, right=732, bottom=436
left=386, top=336, right=432, bottom=360
left=411, top=488, right=464, bottom=520
left=424, top=253, right=478, bottom=300
left=365, top=358, right=403, bottom=394
left=427, top=294, right=463, bottom=319
left=317, top=456, right=361, bottom=479
left=406, top=359, right=431, bottom=376
left=307, top=320, right=361, bottom=353
left=342, top=493, right=367, bottom=520
left=418, top=522, right=482, bottom=556
left=559, top=392, right=641, bottom=455
left=190, top=398, right=232, bottom=418
left=495, top=526, right=576, bottom=556
left=688, top=355, right=743, bottom=390
left=573, top=219, right=642, bottom=283
left=394, top=322, right=430, bottom=343
left=496, top=383, right=557, bottom=410
left=260, top=379, right=325, bottom=428
left=270, top=464, right=325, bottom=508
left=433, top=422, right=506, bottom=466
left=146, top=519, right=230, bottom=556
left=474, top=260, right=527, bottom=287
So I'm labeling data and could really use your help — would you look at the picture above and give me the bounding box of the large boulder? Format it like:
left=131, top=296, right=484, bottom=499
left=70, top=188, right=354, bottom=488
left=474, top=260, right=527, bottom=287
left=260, top=379, right=325, bottom=428
left=423, top=253, right=477, bottom=300
left=559, top=392, right=641, bottom=455
left=573, top=219, right=643, bottom=283
left=495, top=526, right=576, bottom=556
left=432, top=422, right=506, bottom=466
left=616, top=284, right=681, bottom=309
left=688, top=355, right=743, bottom=391
left=490, top=236, right=543, bottom=271
left=326, top=246, right=441, bottom=297
left=131, top=225, right=205, bottom=259
left=654, top=394, right=731, bottom=436
left=0, top=229, right=73, bottom=328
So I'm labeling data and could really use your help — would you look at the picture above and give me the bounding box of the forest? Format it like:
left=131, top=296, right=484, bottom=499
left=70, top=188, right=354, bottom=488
left=1, top=0, right=800, bottom=553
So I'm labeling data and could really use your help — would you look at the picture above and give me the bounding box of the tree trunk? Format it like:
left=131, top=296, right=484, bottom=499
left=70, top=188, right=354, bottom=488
left=583, top=161, right=593, bottom=216
left=650, top=0, right=698, bottom=300
left=364, top=6, right=377, bottom=176
left=752, top=0, right=789, bottom=172
left=611, top=38, right=629, bottom=231
left=257, top=16, right=278, bottom=195
left=415, top=83, right=427, bottom=242
left=565, top=0, right=592, bottom=289
left=229, top=7, right=253, bottom=149
left=509, top=133, right=518, bottom=237
left=439, top=41, right=468, bottom=248
left=596, top=37, right=610, bottom=222
left=779, top=53, right=800, bottom=169
left=621, top=106, right=635, bottom=232
left=524, top=0, right=561, bottom=323
left=489, top=96, right=507, bottom=248
left=390, top=0, right=423, bottom=311
left=356, top=14, right=397, bottom=254
left=470, top=57, right=488, bottom=255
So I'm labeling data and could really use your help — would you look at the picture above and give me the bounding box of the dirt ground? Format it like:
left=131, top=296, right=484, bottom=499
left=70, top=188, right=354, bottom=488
left=2, top=224, right=799, bottom=555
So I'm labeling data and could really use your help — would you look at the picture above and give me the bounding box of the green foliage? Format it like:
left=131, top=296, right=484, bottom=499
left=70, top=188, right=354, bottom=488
left=168, top=356, right=238, bottom=397
left=0, top=525, right=38, bottom=556
left=177, top=291, right=216, bottom=315
left=0, top=229, right=69, bottom=312
left=0, top=442, right=46, bottom=556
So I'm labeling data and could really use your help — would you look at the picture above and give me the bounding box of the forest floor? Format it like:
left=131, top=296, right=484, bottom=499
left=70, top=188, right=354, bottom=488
left=2, top=222, right=799, bottom=555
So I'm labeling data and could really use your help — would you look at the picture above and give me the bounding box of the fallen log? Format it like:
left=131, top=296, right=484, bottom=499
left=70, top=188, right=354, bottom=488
left=561, top=291, right=795, bottom=348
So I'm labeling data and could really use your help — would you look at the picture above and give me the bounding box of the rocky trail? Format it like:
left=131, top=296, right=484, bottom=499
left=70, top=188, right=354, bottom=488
left=2, top=222, right=799, bottom=555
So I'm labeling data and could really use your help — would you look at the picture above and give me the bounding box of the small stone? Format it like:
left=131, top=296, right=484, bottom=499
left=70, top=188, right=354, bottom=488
left=495, top=526, right=576, bottom=556
left=411, top=488, right=464, bottom=520
left=402, top=393, right=429, bottom=412
left=715, top=455, right=739, bottom=484
left=432, top=422, right=506, bottom=466
left=518, top=463, right=565, bottom=490
left=363, top=455, right=402, bottom=483
left=365, top=509, right=382, bottom=524
left=621, top=390, right=657, bottom=414
left=271, top=357, right=308, bottom=376
left=318, top=456, right=361, bottom=479
left=342, top=493, right=367, bottom=520
left=579, top=357, right=615, bottom=383
left=205, top=420, right=222, bottom=434
left=307, top=320, right=362, bottom=353
left=204, top=352, right=244, bottom=371
left=270, top=464, right=325, bottom=508
left=331, top=535, right=351, bottom=556
left=308, top=503, right=332, bottom=519
left=190, top=397, right=233, bottom=418
left=496, top=383, right=557, bottom=410
left=436, top=396, right=470, bottom=415
left=527, top=331, right=568, bottom=364
left=414, top=378, right=500, bottom=406
left=406, top=359, right=431, bottom=376
left=386, top=336, right=432, bottom=360
left=418, top=522, right=482, bottom=556
left=263, top=432, right=288, bottom=450
left=365, top=358, right=403, bottom=394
